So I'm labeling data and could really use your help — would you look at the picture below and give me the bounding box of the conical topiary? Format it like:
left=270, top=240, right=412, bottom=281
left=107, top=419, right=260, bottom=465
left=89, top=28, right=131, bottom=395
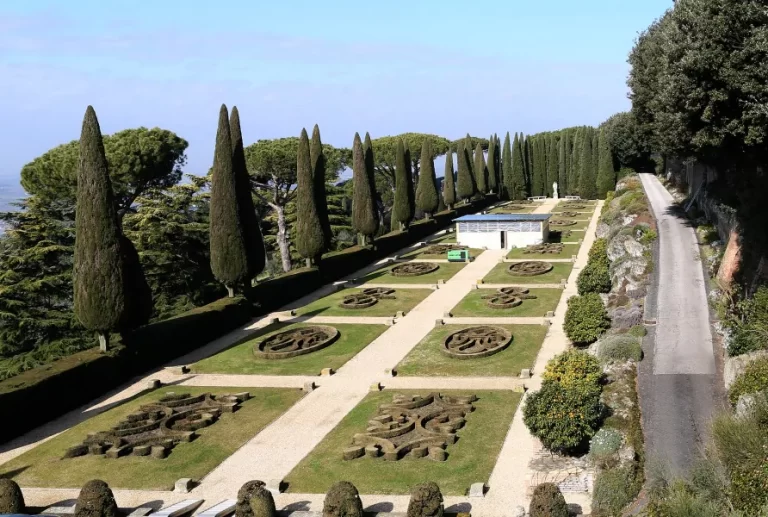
left=443, top=149, right=456, bottom=209
left=0, top=479, right=24, bottom=514
left=501, top=132, right=513, bottom=200
left=529, top=482, right=568, bottom=517
left=73, top=106, right=151, bottom=352
left=391, top=138, right=414, bottom=231
left=322, top=481, right=363, bottom=517
left=406, top=481, right=444, bottom=517
left=248, top=486, right=276, bottom=517
left=487, top=134, right=498, bottom=194
left=295, top=128, right=326, bottom=265
left=415, top=140, right=439, bottom=218
left=236, top=480, right=266, bottom=517
left=310, top=124, right=333, bottom=249
left=474, top=142, right=487, bottom=195
left=74, top=480, right=118, bottom=517
left=456, top=142, right=475, bottom=203
left=351, top=133, right=379, bottom=246
left=511, top=132, right=526, bottom=200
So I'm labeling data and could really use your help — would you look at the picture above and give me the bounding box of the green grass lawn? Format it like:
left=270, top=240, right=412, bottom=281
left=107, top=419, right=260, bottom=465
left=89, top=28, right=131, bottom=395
left=549, top=218, right=590, bottom=230
left=360, top=262, right=466, bottom=285
left=507, top=245, right=573, bottom=260
left=395, top=324, right=547, bottom=377
left=427, top=233, right=457, bottom=244
left=284, top=389, right=521, bottom=495
left=449, top=288, right=562, bottom=317
left=297, top=288, right=433, bottom=317
left=192, top=323, right=388, bottom=375
left=482, top=262, right=573, bottom=285
left=549, top=231, right=582, bottom=244
left=0, top=387, right=303, bottom=490
left=402, top=247, right=484, bottom=260
left=489, top=206, right=536, bottom=214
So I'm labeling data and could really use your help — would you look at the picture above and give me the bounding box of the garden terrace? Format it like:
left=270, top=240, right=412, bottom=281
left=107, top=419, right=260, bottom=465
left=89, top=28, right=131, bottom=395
left=482, top=261, right=573, bottom=285
left=359, top=261, right=466, bottom=285
left=507, top=243, right=578, bottom=260
left=449, top=288, right=562, bottom=317
left=296, top=288, right=433, bottom=317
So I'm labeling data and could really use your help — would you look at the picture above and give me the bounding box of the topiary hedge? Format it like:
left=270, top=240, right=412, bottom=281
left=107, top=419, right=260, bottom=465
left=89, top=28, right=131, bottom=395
left=74, top=480, right=118, bottom=517
left=406, top=481, right=444, bottom=517
left=0, top=479, right=24, bottom=514
left=529, top=482, right=568, bottom=517
left=578, top=238, right=611, bottom=295
left=728, top=356, right=768, bottom=406
left=323, top=481, right=363, bottom=517
left=236, top=480, right=266, bottom=517
left=564, top=293, right=611, bottom=345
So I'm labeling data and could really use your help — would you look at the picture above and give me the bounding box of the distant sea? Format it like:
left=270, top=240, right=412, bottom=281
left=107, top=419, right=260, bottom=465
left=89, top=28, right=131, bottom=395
left=0, top=176, right=25, bottom=234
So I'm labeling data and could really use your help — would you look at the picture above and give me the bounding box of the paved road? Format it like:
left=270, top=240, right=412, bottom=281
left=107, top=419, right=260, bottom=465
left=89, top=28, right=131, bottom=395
left=638, top=173, right=719, bottom=475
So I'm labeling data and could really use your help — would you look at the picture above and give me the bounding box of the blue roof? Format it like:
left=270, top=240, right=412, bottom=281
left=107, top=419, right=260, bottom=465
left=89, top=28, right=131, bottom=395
left=454, top=213, right=552, bottom=222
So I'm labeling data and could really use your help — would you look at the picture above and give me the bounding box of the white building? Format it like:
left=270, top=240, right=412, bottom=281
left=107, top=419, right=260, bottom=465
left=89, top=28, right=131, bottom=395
left=454, top=214, right=551, bottom=250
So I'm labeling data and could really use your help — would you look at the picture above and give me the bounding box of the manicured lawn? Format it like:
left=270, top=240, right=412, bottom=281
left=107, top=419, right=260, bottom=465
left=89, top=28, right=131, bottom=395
left=396, top=324, right=547, bottom=377
left=428, top=233, right=457, bottom=244
left=489, top=206, right=536, bottom=214
left=192, top=323, right=388, bottom=375
left=507, top=245, right=573, bottom=260
left=549, top=218, right=590, bottom=230
left=360, top=262, right=466, bottom=285
left=284, top=389, right=521, bottom=495
left=402, top=246, right=484, bottom=260
left=0, top=387, right=303, bottom=490
left=297, top=288, right=433, bottom=317
left=449, top=288, right=562, bottom=317
left=550, top=231, right=582, bottom=244
left=482, top=262, right=573, bottom=285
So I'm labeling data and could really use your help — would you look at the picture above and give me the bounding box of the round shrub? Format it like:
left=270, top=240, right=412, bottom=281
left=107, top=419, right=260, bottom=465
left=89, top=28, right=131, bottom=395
left=564, top=293, right=611, bottom=345
left=592, top=466, right=636, bottom=516
left=236, top=480, right=266, bottom=517
left=598, top=335, right=643, bottom=363
left=577, top=262, right=612, bottom=295
left=628, top=325, right=647, bottom=337
left=589, top=428, right=624, bottom=461
left=249, top=486, right=276, bottom=517
left=728, top=356, right=768, bottom=406
left=523, top=379, right=603, bottom=454
left=0, top=478, right=25, bottom=514
left=406, top=481, right=443, bottom=517
left=323, top=481, right=363, bottom=517
left=74, top=480, right=118, bottom=517
left=542, top=349, right=602, bottom=394
left=529, top=482, right=568, bottom=517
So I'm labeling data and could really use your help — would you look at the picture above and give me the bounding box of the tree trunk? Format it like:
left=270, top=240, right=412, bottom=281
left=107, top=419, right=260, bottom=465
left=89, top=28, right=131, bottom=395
left=98, top=332, right=108, bottom=352
left=226, top=286, right=235, bottom=298
left=275, top=205, right=292, bottom=272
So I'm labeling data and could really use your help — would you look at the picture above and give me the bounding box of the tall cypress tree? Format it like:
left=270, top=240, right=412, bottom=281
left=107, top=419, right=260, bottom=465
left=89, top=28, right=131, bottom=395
left=404, top=144, right=416, bottom=222
left=443, top=149, right=457, bottom=209
left=295, top=128, right=325, bottom=265
left=352, top=133, right=379, bottom=245
left=487, top=134, right=498, bottom=194
left=596, top=128, right=616, bottom=198
left=474, top=142, right=488, bottom=195
left=416, top=140, right=439, bottom=218
left=391, top=138, right=413, bottom=231
left=501, top=132, right=513, bottom=200
left=531, top=137, right=544, bottom=196
left=456, top=141, right=475, bottom=202
left=579, top=130, right=597, bottom=199
left=524, top=135, right=534, bottom=196
left=231, top=107, right=266, bottom=276
left=558, top=136, right=567, bottom=197
left=570, top=128, right=582, bottom=195
left=562, top=132, right=571, bottom=195
left=74, top=106, right=151, bottom=351
left=210, top=104, right=256, bottom=296
left=310, top=124, right=333, bottom=249
left=463, top=134, right=477, bottom=195
left=511, top=132, right=526, bottom=200
left=547, top=135, right=558, bottom=197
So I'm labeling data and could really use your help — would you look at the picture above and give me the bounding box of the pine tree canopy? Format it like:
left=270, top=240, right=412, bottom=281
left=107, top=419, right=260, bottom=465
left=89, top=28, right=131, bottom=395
left=415, top=140, right=439, bottom=216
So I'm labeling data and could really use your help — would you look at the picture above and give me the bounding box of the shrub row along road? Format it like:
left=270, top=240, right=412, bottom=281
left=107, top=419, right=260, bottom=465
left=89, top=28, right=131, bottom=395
left=638, top=173, right=718, bottom=475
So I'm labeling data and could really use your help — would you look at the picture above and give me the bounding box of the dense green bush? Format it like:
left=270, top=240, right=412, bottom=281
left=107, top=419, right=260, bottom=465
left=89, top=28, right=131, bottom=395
left=323, top=481, right=363, bottom=517
left=524, top=379, right=603, bottom=453
left=74, top=480, right=118, bottom=517
left=0, top=479, right=24, bottom=514
left=542, top=349, right=602, bottom=394
left=406, top=482, right=443, bottom=517
left=577, top=261, right=612, bottom=295
left=592, top=467, right=636, bottom=516
left=628, top=324, right=647, bottom=337
left=588, top=238, right=609, bottom=266
left=729, top=326, right=766, bottom=356
left=529, top=482, right=569, bottom=517
left=564, top=293, right=611, bottom=345
left=236, top=480, right=267, bottom=517
left=598, top=334, right=643, bottom=363
left=728, top=357, right=768, bottom=405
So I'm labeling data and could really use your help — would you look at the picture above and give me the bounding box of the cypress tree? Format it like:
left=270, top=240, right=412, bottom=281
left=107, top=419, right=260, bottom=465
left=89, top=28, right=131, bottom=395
left=404, top=144, right=415, bottom=222
left=231, top=107, right=266, bottom=276
left=487, top=134, right=498, bottom=194
left=456, top=142, right=475, bottom=202
left=570, top=128, right=582, bottom=195
left=415, top=140, right=439, bottom=218
left=391, top=138, right=413, bottom=231
left=463, top=134, right=477, bottom=195
left=352, top=133, right=379, bottom=245
left=474, top=142, right=488, bottom=195
left=562, top=132, right=571, bottom=195
left=310, top=124, right=333, bottom=249
left=443, top=149, right=457, bottom=209
left=558, top=136, right=567, bottom=197
left=501, top=132, right=513, bottom=200
left=547, top=135, right=558, bottom=197
left=579, top=130, right=597, bottom=199
left=295, top=128, right=325, bottom=265
left=531, top=137, right=544, bottom=196
left=596, top=128, right=616, bottom=198
left=511, top=132, right=526, bottom=200
left=74, top=106, right=151, bottom=351
left=524, top=135, right=534, bottom=196
left=437, top=178, right=447, bottom=213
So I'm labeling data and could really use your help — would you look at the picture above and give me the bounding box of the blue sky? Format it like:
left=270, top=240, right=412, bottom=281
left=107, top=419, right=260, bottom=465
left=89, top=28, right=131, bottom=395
left=0, top=0, right=671, bottom=181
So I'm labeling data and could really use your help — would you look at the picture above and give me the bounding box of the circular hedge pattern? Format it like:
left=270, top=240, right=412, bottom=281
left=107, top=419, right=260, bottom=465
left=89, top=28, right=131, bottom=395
left=256, top=325, right=340, bottom=359
left=391, top=262, right=439, bottom=277
left=507, top=261, right=554, bottom=276
left=550, top=219, right=577, bottom=227
left=426, top=244, right=467, bottom=254
left=442, top=326, right=513, bottom=359
left=339, top=293, right=379, bottom=309
left=524, top=243, right=564, bottom=254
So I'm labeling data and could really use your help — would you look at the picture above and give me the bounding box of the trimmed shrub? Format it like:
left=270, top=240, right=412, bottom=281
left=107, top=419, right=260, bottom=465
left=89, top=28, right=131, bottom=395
left=236, top=480, right=266, bottom=517
left=589, top=428, right=623, bottom=461
left=249, top=486, right=276, bottom=517
left=542, top=349, right=602, bottom=394
left=0, top=478, right=24, bottom=514
left=577, top=262, right=611, bottom=295
left=598, top=334, right=643, bottom=363
left=592, top=467, right=636, bottom=516
left=74, top=480, right=118, bottom=517
left=323, top=481, right=363, bottom=517
left=564, top=293, right=611, bottom=345
left=529, top=482, right=568, bottom=517
left=588, top=238, right=609, bottom=265
left=628, top=324, right=647, bottom=337
left=406, top=481, right=444, bottom=517
left=728, top=356, right=768, bottom=406
left=523, top=379, right=603, bottom=453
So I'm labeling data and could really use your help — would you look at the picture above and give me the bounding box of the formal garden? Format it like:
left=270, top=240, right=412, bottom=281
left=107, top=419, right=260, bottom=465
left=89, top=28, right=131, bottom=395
left=295, top=287, right=433, bottom=317
left=482, top=261, right=574, bottom=285
left=449, top=287, right=561, bottom=317
left=359, top=261, right=467, bottom=285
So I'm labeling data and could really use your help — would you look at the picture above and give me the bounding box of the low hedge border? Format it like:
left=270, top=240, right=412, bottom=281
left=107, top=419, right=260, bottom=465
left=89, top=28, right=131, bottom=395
left=0, top=198, right=495, bottom=445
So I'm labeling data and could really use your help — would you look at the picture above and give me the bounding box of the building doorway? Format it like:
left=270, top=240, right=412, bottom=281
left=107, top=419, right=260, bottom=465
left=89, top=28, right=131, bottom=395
left=500, top=231, right=506, bottom=249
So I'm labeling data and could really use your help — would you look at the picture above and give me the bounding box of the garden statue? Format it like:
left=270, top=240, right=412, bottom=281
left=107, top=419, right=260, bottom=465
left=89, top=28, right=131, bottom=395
left=553, top=182, right=559, bottom=199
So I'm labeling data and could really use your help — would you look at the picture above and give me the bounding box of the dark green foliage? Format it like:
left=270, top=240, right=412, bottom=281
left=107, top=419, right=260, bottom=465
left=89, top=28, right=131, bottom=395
left=729, top=285, right=768, bottom=356
left=391, top=139, right=414, bottom=231
left=529, top=483, right=569, bottom=517
left=415, top=140, right=439, bottom=217
left=442, top=149, right=456, bottom=208
left=236, top=480, right=266, bottom=517
left=351, top=133, right=379, bottom=244
left=570, top=129, right=582, bottom=195
left=592, top=467, right=636, bottom=516
left=295, top=128, right=326, bottom=261
left=579, top=129, right=597, bottom=199
left=524, top=379, right=603, bottom=454
left=547, top=135, right=558, bottom=197
left=456, top=142, right=475, bottom=202
left=73, top=106, right=151, bottom=348
left=578, top=238, right=611, bottom=294
left=404, top=145, right=416, bottom=220
left=323, top=481, right=364, bottom=517
left=628, top=324, right=647, bottom=337
left=487, top=134, right=498, bottom=193
left=542, top=349, right=603, bottom=395
left=474, top=142, right=488, bottom=194
left=310, top=125, right=334, bottom=249
left=407, top=481, right=444, bottom=517
left=564, top=293, right=610, bottom=345
left=0, top=479, right=24, bottom=514
left=249, top=486, right=276, bottom=517
left=557, top=136, right=567, bottom=196
left=728, top=356, right=768, bottom=406
left=524, top=135, right=533, bottom=195
left=74, top=480, right=118, bottom=517
left=596, top=128, right=616, bottom=198
left=600, top=112, right=651, bottom=171
left=501, top=132, right=513, bottom=200
left=532, top=137, right=545, bottom=196
left=511, top=132, right=527, bottom=200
